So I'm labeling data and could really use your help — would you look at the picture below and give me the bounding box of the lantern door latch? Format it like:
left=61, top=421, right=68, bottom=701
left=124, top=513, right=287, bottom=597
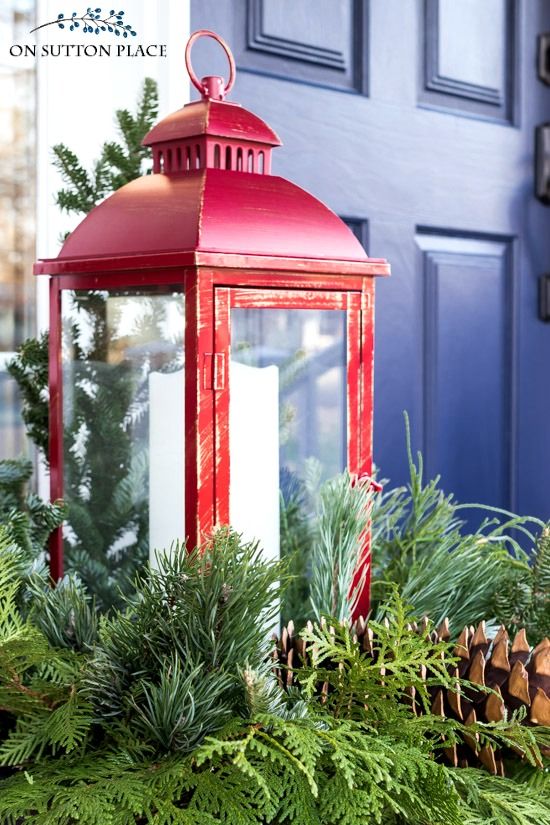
left=203, top=353, right=226, bottom=390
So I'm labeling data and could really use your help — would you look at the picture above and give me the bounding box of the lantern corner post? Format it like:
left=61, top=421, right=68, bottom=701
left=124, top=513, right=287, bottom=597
left=349, top=279, right=377, bottom=621
left=48, top=275, right=64, bottom=582
left=184, top=268, right=199, bottom=553
left=213, top=282, right=230, bottom=529
left=359, top=280, right=377, bottom=620
left=184, top=267, right=218, bottom=552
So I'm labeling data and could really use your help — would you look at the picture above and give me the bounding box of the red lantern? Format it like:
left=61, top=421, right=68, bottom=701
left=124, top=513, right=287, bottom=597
left=35, top=31, right=389, bottom=616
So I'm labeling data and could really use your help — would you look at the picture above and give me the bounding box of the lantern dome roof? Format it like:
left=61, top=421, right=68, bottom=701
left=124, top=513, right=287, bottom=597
left=35, top=30, right=389, bottom=278
left=53, top=168, right=371, bottom=264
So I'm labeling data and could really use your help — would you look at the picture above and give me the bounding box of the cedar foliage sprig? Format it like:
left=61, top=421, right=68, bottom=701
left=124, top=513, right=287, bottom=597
left=293, top=596, right=550, bottom=769
left=298, top=588, right=457, bottom=720
left=0, top=532, right=92, bottom=769
left=453, top=768, right=550, bottom=825
left=0, top=717, right=466, bottom=825
left=1, top=734, right=549, bottom=825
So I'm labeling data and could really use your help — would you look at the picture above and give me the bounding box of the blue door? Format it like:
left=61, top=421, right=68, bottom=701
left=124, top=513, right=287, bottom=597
left=191, top=0, right=550, bottom=520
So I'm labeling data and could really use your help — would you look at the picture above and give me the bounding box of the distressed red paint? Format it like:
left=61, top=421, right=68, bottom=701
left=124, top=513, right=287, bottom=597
left=34, top=30, right=389, bottom=616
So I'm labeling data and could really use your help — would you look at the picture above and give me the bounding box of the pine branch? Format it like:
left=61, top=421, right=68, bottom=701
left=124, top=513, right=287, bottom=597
left=135, top=76, right=159, bottom=136
left=127, top=653, right=233, bottom=754
left=52, top=144, right=99, bottom=214
left=370, top=413, right=543, bottom=635
left=0, top=454, right=64, bottom=563
left=51, top=77, right=158, bottom=220
left=6, top=334, right=49, bottom=459
left=26, top=573, right=98, bottom=653
left=309, top=469, right=374, bottom=622
left=82, top=531, right=286, bottom=750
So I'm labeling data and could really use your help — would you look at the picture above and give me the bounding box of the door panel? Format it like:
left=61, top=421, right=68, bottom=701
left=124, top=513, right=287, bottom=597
left=193, top=0, right=550, bottom=521
left=422, top=0, right=517, bottom=122
left=417, top=232, right=514, bottom=508
left=235, top=0, right=368, bottom=92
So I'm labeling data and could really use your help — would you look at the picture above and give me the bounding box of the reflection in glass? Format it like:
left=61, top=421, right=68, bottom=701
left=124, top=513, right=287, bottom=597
left=61, top=288, right=184, bottom=607
left=230, top=308, right=347, bottom=567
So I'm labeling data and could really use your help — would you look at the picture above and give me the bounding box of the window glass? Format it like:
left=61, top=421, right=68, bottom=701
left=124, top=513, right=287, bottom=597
left=0, top=0, right=36, bottom=458
left=61, top=287, right=185, bottom=608
left=229, top=307, right=347, bottom=565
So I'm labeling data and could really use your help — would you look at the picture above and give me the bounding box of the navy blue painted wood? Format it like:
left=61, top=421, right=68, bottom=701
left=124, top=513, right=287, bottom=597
left=417, top=232, right=513, bottom=509
left=191, top=0, right=550, bottom=521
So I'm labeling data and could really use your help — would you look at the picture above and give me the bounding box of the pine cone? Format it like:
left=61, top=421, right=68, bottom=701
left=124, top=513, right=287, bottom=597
left=272, top=617, right=550, bottom=775
left=430, top=620, right=550, bottom=774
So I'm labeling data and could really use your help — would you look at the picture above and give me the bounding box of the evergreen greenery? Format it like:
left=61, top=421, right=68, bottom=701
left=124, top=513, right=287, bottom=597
left=281, top=415, right=549, bottom=638
left=59, top=291, right=150, bottom=610
left=6, top=333, right=49, bottom=460
left=280, top=464, right=375, bottom=625
left=1, top=64, right=549, bottom=823
left=0, top=531, right=91, bottom=770
left=370, top=417, right=547, bottom=637
left=26, top=571, right=98, bottom=653
left=0, top=533, right=549, bottom=824
left=82, top=530, right=284, bottom=752
left=279, top=469, right=311, bottom=628
left=6, top=76, right=159, bottom=467
left=493, top=522, right=550, bottom=638
left=308, top=471, right=374, bottom=622
left=52, top=76, right=158, bottom=218
left=294, top=592, right=550, bottom=763
left=0, top=457, right=64, bottom=562
left=53, top=78, right=161, bottom=610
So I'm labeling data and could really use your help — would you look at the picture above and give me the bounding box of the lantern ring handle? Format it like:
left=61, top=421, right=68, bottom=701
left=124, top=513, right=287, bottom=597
left=185, top=30, right=236, bottom=100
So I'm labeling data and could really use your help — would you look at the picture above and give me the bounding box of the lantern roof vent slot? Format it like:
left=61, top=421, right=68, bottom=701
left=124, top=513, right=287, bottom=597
left=143, top=30, right=280, bottom=176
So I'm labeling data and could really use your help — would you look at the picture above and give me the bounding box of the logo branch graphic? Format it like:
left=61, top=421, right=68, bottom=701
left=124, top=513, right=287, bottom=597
left=30, top=7, right=137, bottom=37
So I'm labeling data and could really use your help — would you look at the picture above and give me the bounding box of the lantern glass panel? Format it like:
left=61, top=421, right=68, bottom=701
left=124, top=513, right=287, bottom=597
left=229, top=308, right=347, bottom=565
left=61, top=287, right=184, bottom=607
